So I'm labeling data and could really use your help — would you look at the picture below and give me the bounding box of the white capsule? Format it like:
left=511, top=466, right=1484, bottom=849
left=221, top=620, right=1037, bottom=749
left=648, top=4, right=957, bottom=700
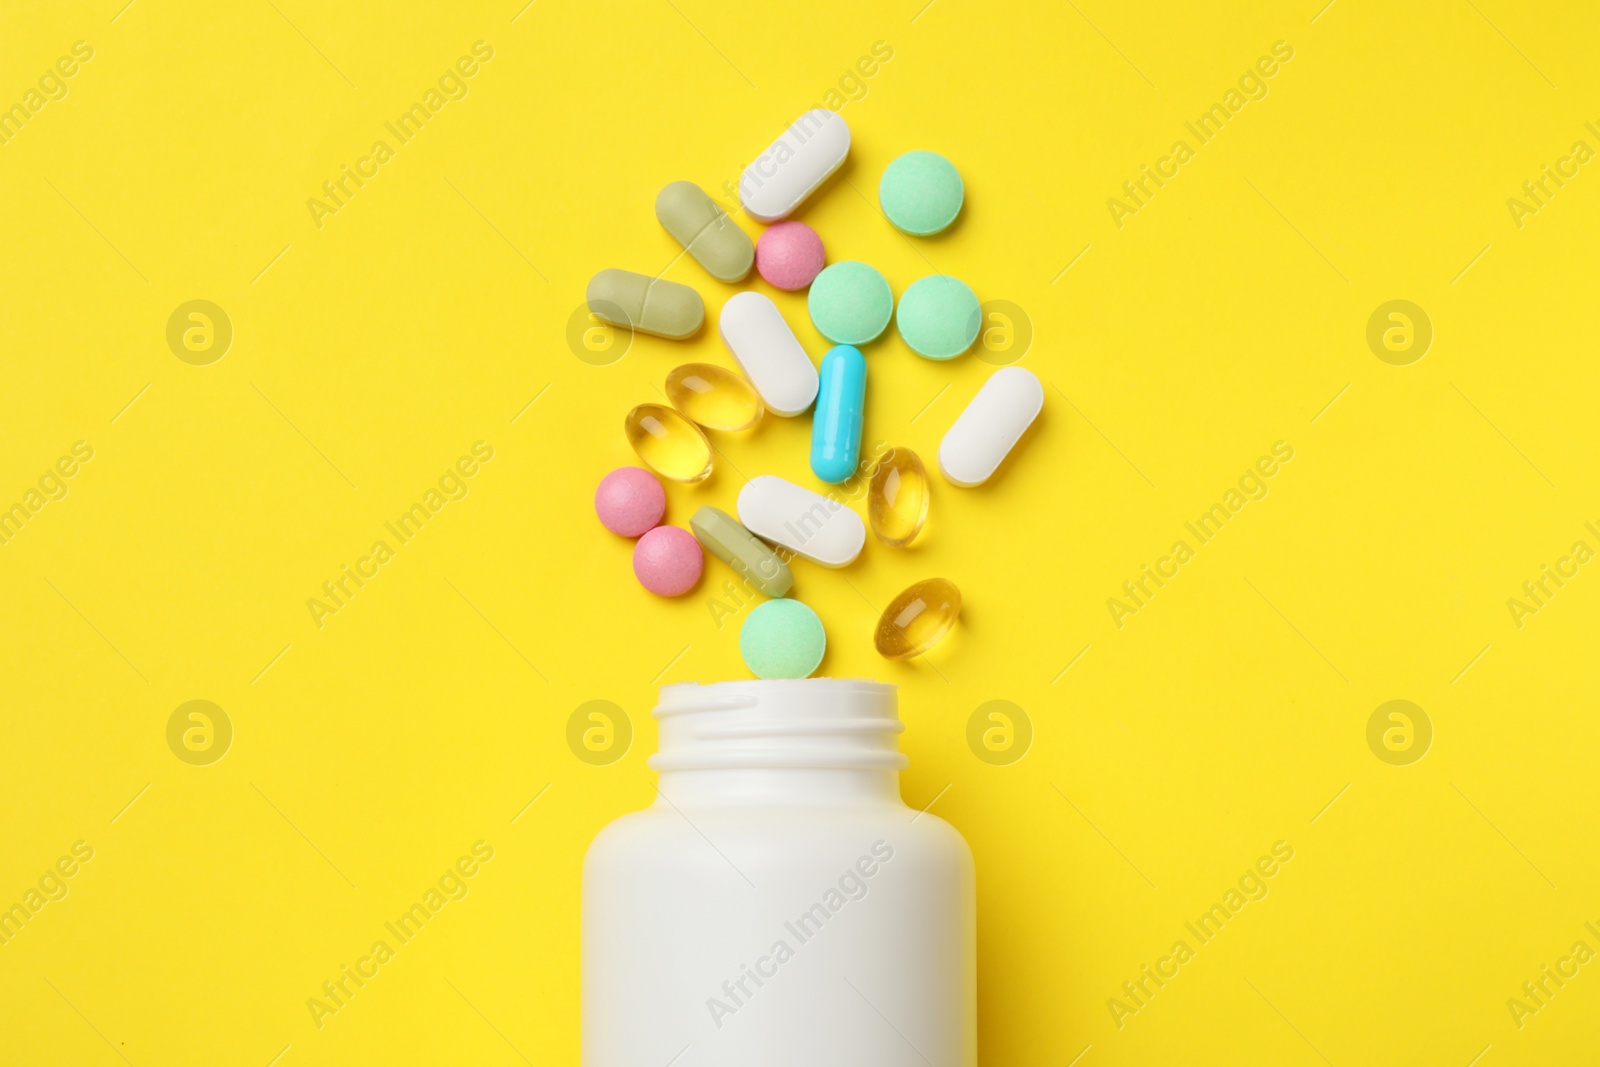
left=938, top=367, right=1044, bottom=487
left=739, top=110, right=851, bottom=224
left=719, top=292, right=819, bottom=417
left=737, top=475, right=865, bottom=568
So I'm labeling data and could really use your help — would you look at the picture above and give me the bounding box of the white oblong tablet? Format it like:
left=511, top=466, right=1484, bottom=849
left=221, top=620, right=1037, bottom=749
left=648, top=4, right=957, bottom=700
left=739, top=110, right=851, bottom=224
left=938, top=367, right=1044, bottom=487
left=719, top=292, right=819, bottom=417
left=737, top=475, right=865, bottom=568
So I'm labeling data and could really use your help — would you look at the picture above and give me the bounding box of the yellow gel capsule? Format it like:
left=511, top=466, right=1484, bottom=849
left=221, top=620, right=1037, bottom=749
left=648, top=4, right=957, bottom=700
left=665, top=363, right=764, bottom=432
left=625, top=404, right=713, bottom=483
left=874, top=577, right=961, bottom=659
left=868, top=447, right=930, bottom=547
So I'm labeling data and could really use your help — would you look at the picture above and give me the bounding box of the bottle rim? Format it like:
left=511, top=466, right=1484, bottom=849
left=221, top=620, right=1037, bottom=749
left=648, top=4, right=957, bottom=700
left=655, top=678, right=894, bottom=719
left=650, top=678, right=907, bottom=773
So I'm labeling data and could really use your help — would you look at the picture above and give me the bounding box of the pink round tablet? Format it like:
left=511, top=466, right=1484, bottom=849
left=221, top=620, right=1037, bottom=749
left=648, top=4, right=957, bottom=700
left=595, top=466, right=666, bottom=537
left=633, top=525, right=703, bottom=596
left=756, top=221, right=825, bottom=291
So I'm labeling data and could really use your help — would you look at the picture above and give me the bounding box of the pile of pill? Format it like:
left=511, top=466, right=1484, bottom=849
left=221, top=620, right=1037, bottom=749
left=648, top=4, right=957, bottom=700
left=588, top=109, right=1042, bottom=680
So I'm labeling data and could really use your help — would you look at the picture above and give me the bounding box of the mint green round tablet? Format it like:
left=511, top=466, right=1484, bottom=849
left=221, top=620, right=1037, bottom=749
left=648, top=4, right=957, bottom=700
left=896, top=275, right=980, bottom=360
left=740, top=599, right=826, bottom=679
left=879, top=151, right=964, bottom=236
left=808, top=261, right=893, bottom=345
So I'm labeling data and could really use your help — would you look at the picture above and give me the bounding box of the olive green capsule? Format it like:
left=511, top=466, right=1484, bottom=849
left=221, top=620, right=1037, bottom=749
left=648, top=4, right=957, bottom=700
left=690, top=505, right=793, bottom=599
left=586, top=269, right=704, bottom=339
left=656, top=181, right=754, bottom=283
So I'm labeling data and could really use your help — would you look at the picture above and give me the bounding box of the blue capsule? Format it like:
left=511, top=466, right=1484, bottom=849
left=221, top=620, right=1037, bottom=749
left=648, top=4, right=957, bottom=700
left=810, top=344, right=866, bottom=483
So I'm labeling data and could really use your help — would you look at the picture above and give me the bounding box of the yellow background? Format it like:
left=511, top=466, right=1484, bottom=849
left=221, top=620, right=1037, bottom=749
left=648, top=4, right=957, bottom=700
left=3, top=0, right=1598, bottom=1063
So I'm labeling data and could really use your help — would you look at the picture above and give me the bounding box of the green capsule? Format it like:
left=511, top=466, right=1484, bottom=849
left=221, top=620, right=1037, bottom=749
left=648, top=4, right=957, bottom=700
left=656, top=181, right=754, bottom=283
left=690, top=506, right=793, bottom=599
left=587, top=269, right=704, bottom=339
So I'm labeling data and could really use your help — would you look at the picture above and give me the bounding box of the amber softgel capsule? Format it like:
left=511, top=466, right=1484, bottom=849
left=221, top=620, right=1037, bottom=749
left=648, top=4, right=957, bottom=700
left=624, top=404, right=712, bottom=483
left=874, top=578, right=961, bottom=659
left=868, top=448, right=930, bottom=547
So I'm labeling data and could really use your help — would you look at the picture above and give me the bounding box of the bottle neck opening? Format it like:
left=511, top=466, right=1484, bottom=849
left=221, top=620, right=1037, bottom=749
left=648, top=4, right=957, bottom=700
left=649, top=679, right=906, bottom=805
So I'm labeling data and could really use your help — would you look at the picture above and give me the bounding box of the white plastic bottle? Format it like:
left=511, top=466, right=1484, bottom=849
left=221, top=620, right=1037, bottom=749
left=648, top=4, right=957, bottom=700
left=583, top=679, right=975, bottom=1066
